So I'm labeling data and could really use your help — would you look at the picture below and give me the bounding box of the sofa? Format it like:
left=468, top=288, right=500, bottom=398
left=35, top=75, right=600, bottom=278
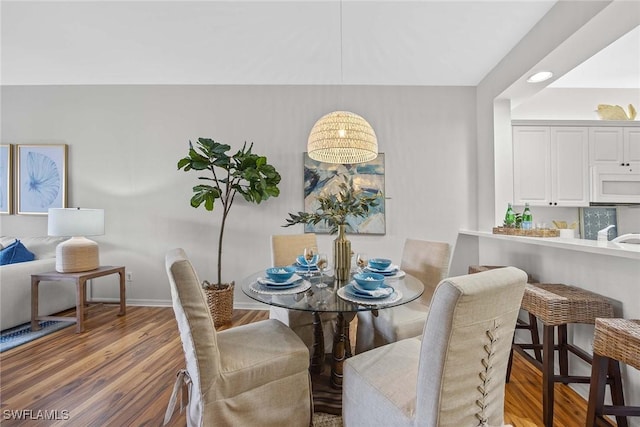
left=0, top=236, right=77, bottom=331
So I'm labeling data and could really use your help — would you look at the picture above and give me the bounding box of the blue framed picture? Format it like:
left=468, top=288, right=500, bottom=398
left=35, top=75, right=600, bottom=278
left=303, top=153, right=385, bottom=234
left=17, top=144, right=68, bottom=215
left=0, top=144, right=12, bottom=214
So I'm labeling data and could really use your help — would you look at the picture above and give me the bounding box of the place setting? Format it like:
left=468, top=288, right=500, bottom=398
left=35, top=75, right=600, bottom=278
left=337, top=271, right=402, bottom=306
left=359, top=256, right=406, bottom=278
left=250, top=266, right=311, bottom=295
left=293, top=247, right=322, bottom=276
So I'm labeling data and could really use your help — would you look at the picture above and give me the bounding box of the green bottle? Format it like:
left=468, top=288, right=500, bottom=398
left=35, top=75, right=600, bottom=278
left=522, top=203, right=533, bottom=230
left=505, top=203, right=516, bottom=227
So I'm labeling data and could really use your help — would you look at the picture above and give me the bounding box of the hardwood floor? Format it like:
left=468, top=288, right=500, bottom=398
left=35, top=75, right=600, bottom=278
left=0, top=306, right=603, bottom=426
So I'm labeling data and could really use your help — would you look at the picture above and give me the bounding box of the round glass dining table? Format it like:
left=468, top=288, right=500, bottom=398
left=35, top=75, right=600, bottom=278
left=240, top=270, right=424, bottom=390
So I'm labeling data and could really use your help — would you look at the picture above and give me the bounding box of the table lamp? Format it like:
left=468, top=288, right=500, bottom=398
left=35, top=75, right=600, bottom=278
left=48, top=208, right=105, bottom=273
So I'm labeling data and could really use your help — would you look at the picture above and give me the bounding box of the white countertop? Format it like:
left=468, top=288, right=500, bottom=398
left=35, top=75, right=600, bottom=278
left=460, top=230, right=640, bottom=260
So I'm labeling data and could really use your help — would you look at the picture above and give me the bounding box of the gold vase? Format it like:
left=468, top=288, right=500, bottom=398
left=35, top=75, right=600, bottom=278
left=333, top=224, right=351, bottom=283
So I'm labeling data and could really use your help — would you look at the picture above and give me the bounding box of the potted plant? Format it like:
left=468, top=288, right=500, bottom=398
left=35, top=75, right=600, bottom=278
left=178, top=137, right=281, bottom=324
left=283, top=176, right=380, bottom=281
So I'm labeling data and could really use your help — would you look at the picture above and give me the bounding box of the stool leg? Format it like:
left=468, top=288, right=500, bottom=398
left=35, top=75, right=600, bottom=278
left=542, top=324, right=555, bottom=427
left=586, top=353, right=608, bottom=427
left=558, top=324, right=569, bottom=377
left=529, top=312, right=543, bottom=362
left=608, top=359, right=628, bottom=427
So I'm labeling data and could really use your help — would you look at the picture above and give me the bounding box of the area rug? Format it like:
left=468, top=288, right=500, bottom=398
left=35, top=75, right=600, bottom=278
left=0, top=320, right=74, bottom=352
left=312, top=412, right=342, bottom=427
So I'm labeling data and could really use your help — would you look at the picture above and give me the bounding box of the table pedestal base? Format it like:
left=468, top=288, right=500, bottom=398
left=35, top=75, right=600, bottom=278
left=311, top=357, right=342, bottom=415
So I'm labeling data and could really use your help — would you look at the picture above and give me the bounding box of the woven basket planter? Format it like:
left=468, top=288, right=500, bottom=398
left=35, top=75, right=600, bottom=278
left=202, top=281, right=234, bottom=327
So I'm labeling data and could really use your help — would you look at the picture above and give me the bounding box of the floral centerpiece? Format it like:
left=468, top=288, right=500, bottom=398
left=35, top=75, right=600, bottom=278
left=284, top=176, right=380, bottom=280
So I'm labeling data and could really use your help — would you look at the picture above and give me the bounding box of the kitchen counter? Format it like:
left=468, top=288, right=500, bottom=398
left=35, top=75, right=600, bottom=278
left=459, top=230, right=640, bottom=260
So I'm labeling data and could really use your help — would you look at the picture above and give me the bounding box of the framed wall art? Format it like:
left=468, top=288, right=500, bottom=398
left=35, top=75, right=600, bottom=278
left=0, top=144, right=12, bottom=214
left=303, top=153, right=385, bottom=234
left=17, top=144, right=68, bottom=215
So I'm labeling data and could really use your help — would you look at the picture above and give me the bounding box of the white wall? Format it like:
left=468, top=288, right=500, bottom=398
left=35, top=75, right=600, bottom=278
left=512, top=88, right=640, bottom=120
left=0, top=84, right=476, bottom=307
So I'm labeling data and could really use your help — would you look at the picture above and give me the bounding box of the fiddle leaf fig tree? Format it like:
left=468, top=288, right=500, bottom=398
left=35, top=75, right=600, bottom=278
left=178, top=138, right=281, bottom=285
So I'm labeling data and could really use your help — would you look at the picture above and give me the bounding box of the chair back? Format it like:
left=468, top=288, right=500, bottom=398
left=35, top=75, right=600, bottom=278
left=165, top=248, right=220, bottom=425
left=416, top=266, right=527, bottom=427
left=400, top=239, right=450, bottom=305
left=271, top=234, right=318, bottom=267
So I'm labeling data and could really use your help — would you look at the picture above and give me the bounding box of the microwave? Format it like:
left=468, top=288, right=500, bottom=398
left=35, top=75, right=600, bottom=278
left=591, top=164, right=640, bottom=204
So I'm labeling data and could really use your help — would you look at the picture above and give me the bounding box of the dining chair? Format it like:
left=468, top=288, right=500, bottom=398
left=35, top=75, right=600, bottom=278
left=269, top=233, right=338, bottom=352
left=343, top=266, right=528, bottom=427
left=164, top=248, right=312, bottom=427
left=355, top=238, right=450, bottom=354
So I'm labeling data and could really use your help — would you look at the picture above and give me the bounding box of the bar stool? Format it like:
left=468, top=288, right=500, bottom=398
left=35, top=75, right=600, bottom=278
left=586, top=318, right=640, bottom=427
left=515, top=283, right=617, bottom=427
left=468, top=265, right=542, bottom=379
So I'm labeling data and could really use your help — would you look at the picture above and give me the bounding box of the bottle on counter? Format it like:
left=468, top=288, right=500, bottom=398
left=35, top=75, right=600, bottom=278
left=504, top=203, right=516, bottom=228
left=522, top=203, right=533, bottom=230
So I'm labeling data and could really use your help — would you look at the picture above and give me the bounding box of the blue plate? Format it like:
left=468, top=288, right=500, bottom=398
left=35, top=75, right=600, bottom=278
left=258, top=274, right=303, bottom=286
left=258, top=278, right=304, bottom=289
left=363, top=266, right=399, bottom=276
left=344, top=283, right=394, bottom=299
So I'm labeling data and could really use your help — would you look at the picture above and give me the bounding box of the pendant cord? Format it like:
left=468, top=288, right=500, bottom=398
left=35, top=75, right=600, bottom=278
left=340, top=0, right=343, bottom=84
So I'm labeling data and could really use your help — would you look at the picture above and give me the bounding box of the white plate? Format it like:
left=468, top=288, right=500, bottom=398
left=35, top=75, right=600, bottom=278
left=250, top=280, right=311, bottom=295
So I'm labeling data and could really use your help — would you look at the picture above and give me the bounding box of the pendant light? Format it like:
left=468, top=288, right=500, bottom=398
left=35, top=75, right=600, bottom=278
left=307, top=111, right=378, bottom=164
left=306, top=1, right=378, bottom=165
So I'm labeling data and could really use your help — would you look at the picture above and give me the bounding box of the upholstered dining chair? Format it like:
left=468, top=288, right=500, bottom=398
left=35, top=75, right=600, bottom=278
left=343, top=266, right=528, bottom=427
left=164, top=248, right=312, bottom=427
left=355, top=238, right=451, bottom=353
left=268, top=233, right=338, bottom=352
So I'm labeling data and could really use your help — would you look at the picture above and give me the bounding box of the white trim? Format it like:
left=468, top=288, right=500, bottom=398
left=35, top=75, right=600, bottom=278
left=88, top=298, right=268, bottom=311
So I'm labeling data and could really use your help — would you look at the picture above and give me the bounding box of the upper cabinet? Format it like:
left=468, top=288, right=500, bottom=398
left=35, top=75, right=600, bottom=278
left=513, top=126, right=589, bottom=207
left=589, top=127, right=640, bottom=166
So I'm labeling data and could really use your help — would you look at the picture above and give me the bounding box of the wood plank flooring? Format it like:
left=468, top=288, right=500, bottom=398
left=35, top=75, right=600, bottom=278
left=0, top=306, right=603, bottom=426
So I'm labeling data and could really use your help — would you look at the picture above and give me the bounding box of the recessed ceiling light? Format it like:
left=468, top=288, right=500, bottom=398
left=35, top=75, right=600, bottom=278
left=527, top=71, right=554, bottom=83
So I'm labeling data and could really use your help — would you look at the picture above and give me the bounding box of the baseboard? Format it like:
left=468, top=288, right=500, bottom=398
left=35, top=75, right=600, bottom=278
left=90, top=297, right=268, bottom=311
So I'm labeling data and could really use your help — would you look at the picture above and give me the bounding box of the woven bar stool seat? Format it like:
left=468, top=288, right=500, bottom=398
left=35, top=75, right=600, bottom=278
left=587, top=319, right=640, bottom=427
left=512, top=283, right=619, bottom=427
left=521, top=283, right=614, bottom=326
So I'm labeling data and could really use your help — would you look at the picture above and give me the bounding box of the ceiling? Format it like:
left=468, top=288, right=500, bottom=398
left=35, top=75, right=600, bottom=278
left=0, top=1, right=638, bottom=89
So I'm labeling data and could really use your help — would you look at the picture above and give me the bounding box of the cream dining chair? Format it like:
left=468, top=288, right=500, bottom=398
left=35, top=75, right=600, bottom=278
left=355, top=238, right=451, bottom=353
left=269, top=233, right=337, bottom=352
left=164, top=248, right=312, bottom=427
left=343, top=266, right=528, bottom=427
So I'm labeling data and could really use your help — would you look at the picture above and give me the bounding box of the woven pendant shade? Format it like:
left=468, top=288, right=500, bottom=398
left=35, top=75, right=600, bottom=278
left=307, top=111, right=378, bottom=164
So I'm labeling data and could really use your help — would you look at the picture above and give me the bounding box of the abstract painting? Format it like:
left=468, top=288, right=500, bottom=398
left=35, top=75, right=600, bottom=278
left=303, top=153, right=385, bottom=234
left=17, top=144, right=67, bottom=215
left=0, top=145, right=12, bottom=214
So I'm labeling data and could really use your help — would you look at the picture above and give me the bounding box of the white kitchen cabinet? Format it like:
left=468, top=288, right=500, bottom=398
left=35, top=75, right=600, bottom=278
left=589, top=126, right=640, bottom=166
left=513, top=126, right=589, bottom=207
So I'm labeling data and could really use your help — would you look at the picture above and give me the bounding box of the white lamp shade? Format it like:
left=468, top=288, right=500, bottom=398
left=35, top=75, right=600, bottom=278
left=48, top=208, right=105, bottom=237
left=307, top=111, right=378, bottom=164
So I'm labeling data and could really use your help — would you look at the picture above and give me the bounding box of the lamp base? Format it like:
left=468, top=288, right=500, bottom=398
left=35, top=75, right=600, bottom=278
left=56, top=237, right=100, bottom=273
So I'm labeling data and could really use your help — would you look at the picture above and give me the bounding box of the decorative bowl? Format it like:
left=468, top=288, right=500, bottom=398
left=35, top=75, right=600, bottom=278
left=296, top=254, right=318, bottom=266
left=353, top=272, right=385, bottom=290
left=266, top=266, right=296, bottom=283
left=368, top=258, right=392, bottom=270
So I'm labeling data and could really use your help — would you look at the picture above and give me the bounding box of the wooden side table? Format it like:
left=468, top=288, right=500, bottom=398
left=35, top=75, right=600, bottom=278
left=31, top=266, right=126, bottom=333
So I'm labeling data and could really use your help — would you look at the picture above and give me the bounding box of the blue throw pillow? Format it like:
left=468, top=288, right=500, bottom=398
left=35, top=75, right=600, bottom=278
left=0, top=239, right=36, bottom=265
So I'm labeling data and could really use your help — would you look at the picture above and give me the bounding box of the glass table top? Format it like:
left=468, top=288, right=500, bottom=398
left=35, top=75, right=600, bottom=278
left=240, top=270, right=424, bottom=313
